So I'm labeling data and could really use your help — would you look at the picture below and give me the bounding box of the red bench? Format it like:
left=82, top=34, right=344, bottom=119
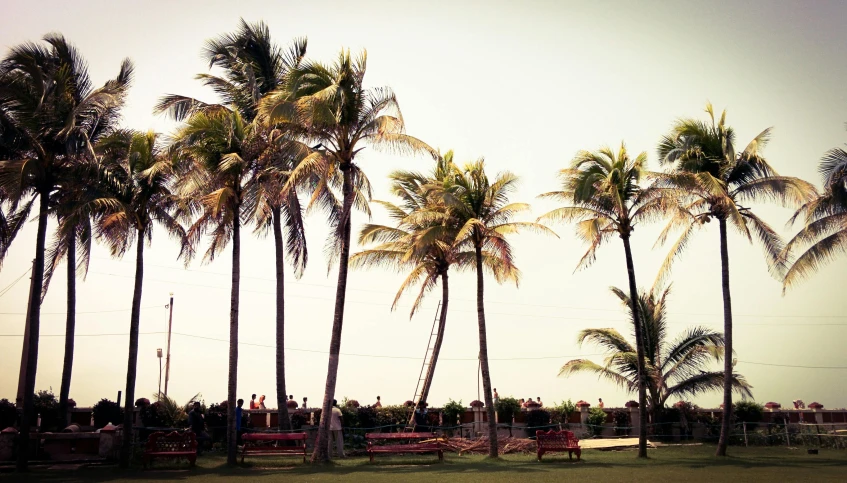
left=240, top=432, right=308, bottom=463
left=536, top=430, right=581, bottom=461
left=365, top=432, right=443, bottom=463
left=143, top=431, right=197, bottom=468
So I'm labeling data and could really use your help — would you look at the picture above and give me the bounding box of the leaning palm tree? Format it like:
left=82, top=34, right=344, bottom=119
left=656, top=103, right=816, bottom=456
left=434, top=159, right=551, bottom=458
left=560, top=284, right=753, bottom=425
left=782, top=132, right=847, bottom=289
left=350, top=152, right=477, bottom=407
left=536, top=143, right=676, bottom=457
left=87, top=130, right=182, bottom=467
left=170, top=109, right=252, bottom=465
left=0, top=34, right=132, bottom=469
left=262, top=49, right=436, bottom=462
left=157, top=20, right=309, bottom=436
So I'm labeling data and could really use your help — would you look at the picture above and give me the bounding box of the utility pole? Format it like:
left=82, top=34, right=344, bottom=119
left=157, top=348, right=163, bottom=401
left=16, top=259, right=36, bottom=409
left=163, top=293, right=174, bottom=397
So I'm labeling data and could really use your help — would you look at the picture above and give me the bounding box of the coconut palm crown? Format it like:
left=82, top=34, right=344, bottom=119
left=560, top=285, right=753, bottom=419
left=782, top=129, right=847, bottom=289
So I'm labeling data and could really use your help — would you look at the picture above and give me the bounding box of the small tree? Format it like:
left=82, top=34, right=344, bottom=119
left=587, top=407, right=608, bottom=437
left=495, top=397, right=522, bottom=436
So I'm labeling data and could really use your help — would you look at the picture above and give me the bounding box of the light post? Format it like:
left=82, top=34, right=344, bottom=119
left=157, top=348, right=163, bottom=401
left=164, top=293, right=174, bottom=397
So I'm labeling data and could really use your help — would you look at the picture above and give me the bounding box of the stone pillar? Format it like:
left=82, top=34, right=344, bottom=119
left=630, top=407, right=640, bottom=434
left=579, top=405, right=589, bottom=425
left=472, top=407, right=485, bottom=435
left=0, top=427, right=17, bottom=461
left=98, top=423, right=118, bottom=460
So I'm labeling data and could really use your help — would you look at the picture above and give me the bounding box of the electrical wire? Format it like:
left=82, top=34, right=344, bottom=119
left=0, top=268, right=30, bottom=298
left=0, top=330, right=844, bottom=368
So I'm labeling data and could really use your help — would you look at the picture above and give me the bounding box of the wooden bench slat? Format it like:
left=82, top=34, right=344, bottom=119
left=143, top=431, right=197, bottom=468
left=240, top=432, right=307, bottom=463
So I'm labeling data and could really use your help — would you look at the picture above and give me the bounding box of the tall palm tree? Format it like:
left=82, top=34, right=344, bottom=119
left=536, top=143, right=676, bottom=457
left=0, top=35, right=132, bottom=469
left=656, top=104, right=816, bottom=456
left=261, top=49, right=436, bottom=462
left=157, top=20, right=309, bottom=435
left=434, top=159, right=550, bottom=457
left=88, top=130, right=182, bottom=467
left=42, top=190, right=94, bottom=428
left=560, top=284, right=753, bottom=425
left=350, top=152, right=479, bottom=407
left=782, top=131, right=847, bottom=289
left=170, top=110, right=251, bottom=465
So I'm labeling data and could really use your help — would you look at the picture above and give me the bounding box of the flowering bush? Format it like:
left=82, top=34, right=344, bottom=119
left=404, top=400, right=415, bottom=408
left=469, top=400, right=484, bottom=408
left=809, top=402, right=824, bottom=409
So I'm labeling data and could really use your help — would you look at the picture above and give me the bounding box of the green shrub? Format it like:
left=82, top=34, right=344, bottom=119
left=495, top=397, right=521, bottom=425
left=375, top=405, right=409, bottom=428
left=0, top=399, right=17, bottom=429
left=525, top=409, right=551, bottom=437
left=92, top=398, right=123, bottom=428
left=612, top=409, right=630, bottom=436
left=442, top=399, right=464, bottom=428
left=586, top=407, right=607, bottom=436
left=290, top=412, right=307, bottom=429
left=33, top=389, right=61, bottom=431
left=733, top=401, right=764, bottom=430
left=549, top=399, right=577, bottom=426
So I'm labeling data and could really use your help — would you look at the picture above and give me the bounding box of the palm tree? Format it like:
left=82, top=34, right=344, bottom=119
left=261, top=49, right=436, bottom=462
left=170, top=109, right=251, bottom=465
left=157, top=20, right=309, bottom=435
left=656, top=103, right=816, bottom=456
left=42, top=189, right=94, bottom=428
left=782, top=131, right=847, bottom=289
left=434, top=159, right=550, bottom=457
left=0, top=35, right=132, bottom=469
left=560, top=284, right=753, bottom=426
left=350, top=152, right=476, bottom=407
left=537, top=144, right=676, bottom=457
left=88, top=130, right=182, bottom=467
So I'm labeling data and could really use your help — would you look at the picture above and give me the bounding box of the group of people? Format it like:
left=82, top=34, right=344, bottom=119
left=245, top=393, right=312, bottom=410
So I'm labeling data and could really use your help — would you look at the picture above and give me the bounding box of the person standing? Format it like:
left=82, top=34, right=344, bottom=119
left=329, top=400, right=345, bottom=458
left=235, top=399, right=244, bottom=444
left=374, top=396, right=382, bottom=408
left=598, top=398, right=605, bottom=409
left=249, top=394, right=257, bottom=410
left=493, top=389, right=500, bottom=406
left=258, top=395, right=266, bottom=409
left=302, top=396, right=308, bottom=409
left=536, top=397, right=543, bottom=407
left=187, top=402, right=210, bottom=453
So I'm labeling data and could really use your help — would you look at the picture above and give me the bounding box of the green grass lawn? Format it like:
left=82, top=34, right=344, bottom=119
left=6, top=445, right=847, bottom=482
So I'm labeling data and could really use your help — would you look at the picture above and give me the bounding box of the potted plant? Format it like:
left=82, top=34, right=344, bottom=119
left=809, top=402, right=824, bottom=410
left=469, top=400, right=484, bottom=408
left=764, top=402, right=781, bottom=410
left=625, top=400, right=639, bottom=408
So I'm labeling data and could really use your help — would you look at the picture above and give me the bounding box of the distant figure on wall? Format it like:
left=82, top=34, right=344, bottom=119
left=288, top=395, right=297, bottom=409
left=598, top=398, right=604, bottom=409
left=330, top=400, right=345, bottom=459
left=536, top=397, right=543, bottom=407
left=258, top=395, right=266, bottom=409
left=493, top=389, right=499, bottom=405
left=520, top=398, right=526, bottom=408
left=303, top=397, right=308, bottom=409
left=250, top=394, right=258, bottom=410
left=374, top=396, right=382, bottom=408
left=236, top=399, right=244, bottom=444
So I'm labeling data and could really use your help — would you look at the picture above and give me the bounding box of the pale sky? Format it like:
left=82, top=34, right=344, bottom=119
left=1, top=0, right=846, bottom=411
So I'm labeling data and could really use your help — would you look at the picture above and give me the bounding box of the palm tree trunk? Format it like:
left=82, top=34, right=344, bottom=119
left=312, top=165, right=354, bottom=463
left=272, top=207, right=291, bottom=431
left=16, top=190, right=49, bottom=471
left=474, top=244, right=498, bottom=458
left=419, top=271, right=449, bottom=406
left=119, top=227, right=145, bottom=468
left=622, top=235, right=648, bottom=458
left=59, top=236, right=76, bottom=428
left=716, top=218, right=734, bottom=456
left=226, top=212, right=241, bottom=465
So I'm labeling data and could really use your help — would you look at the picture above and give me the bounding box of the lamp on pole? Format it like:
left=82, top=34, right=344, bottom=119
left=157, top=348, right=163, bottom=401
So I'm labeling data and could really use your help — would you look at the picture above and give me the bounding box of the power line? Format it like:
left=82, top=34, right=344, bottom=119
left=0, top=268, right=30, bottom=298
left=0, top=330, right=844, bottom=368
left=76, top=271, right=847, bottom=327
left=89, top=258, right=847, bottom=319
left=0, top=305, right=167, bottom=316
